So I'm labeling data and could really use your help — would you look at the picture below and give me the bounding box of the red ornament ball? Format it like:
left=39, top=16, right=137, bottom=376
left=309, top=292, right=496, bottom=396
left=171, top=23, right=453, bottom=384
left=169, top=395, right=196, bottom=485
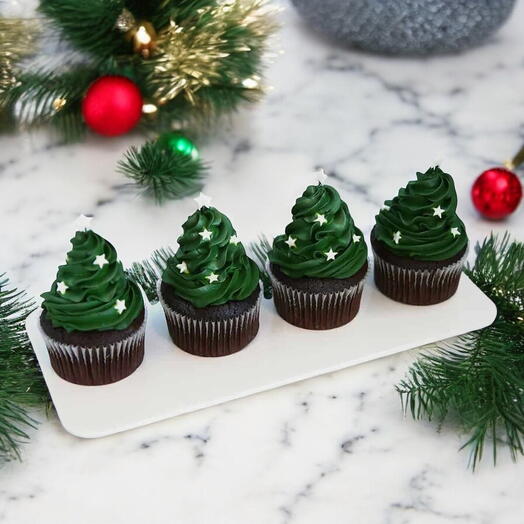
left=471, top=168, right=522, bottom=220
left=81, top=76, right=143, bottom=136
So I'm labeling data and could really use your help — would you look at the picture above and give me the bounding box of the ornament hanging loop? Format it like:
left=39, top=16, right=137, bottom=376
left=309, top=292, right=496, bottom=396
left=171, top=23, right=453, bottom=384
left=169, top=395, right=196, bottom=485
left=505, top=143, right=524, bottom=171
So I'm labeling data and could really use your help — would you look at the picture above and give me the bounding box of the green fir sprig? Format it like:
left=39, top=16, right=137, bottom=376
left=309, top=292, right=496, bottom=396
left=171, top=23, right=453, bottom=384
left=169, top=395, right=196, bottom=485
left=118, top=138, right=206, bottom=203
left=126, top=247, right=175, bottom=303
left=397, top=233, right=524, bottom=470
left=250, top=235, right=272, bottom=299
left=0, top=275, right=50, bottom=463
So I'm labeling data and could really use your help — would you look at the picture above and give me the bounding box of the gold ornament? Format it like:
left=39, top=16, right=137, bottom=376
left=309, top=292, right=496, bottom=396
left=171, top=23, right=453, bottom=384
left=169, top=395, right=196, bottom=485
left=129, top=21, right=157, bottom=58
left=52, top=97, right=67, bottom=111
left=115, top=8, right=157, bottom=58
left=114, top=8, right=136, bottom=33
left=142, top=102, right=158, bottom=115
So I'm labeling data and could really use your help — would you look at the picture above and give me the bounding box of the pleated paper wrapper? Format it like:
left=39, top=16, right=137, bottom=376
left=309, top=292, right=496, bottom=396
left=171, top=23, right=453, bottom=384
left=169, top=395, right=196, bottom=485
left=40, top=313, right=146, bottom=386
left=268, top=266, right=366, bottom=330
left=159, top=285, right=260, bottom=357
left=372, top=248, right=467, bottom=305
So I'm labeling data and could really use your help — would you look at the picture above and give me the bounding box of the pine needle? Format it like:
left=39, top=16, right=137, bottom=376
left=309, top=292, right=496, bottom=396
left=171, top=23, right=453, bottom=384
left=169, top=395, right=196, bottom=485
left=126, top=247, right=176, bottom=303
left=397, top=233, right=524, bottom=470
left=0, top=275, right=49, bottom=463
left=118, top=139, right=206, bottom=203
left=249, top=235, right=272, bottom=299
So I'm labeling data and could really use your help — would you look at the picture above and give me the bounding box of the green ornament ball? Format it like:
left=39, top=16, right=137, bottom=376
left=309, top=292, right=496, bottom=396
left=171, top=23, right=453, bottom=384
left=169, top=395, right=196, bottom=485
left=158, top=132, right=199, bottom=160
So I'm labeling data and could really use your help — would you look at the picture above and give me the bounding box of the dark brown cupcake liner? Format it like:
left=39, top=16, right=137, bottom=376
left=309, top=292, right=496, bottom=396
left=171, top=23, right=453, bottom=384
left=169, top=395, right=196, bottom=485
left=40, top=312, right=146, bottom=386
left=268, top=264, right=367, bottom=330
left=372, top=248, right=467, bottom=305
left=158, top=282, right=260, bottom=357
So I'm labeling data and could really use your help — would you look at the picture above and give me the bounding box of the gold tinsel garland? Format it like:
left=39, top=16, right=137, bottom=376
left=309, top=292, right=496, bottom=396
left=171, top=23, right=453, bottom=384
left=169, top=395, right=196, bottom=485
left=145, top=0, right=276, bottom=106
left=0, top=18, right=40, bottom=97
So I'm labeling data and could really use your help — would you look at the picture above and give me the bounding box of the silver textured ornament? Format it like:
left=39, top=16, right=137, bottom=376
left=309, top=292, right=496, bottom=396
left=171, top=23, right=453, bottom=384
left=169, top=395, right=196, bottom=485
left=291, top=0, right=516, bottom=55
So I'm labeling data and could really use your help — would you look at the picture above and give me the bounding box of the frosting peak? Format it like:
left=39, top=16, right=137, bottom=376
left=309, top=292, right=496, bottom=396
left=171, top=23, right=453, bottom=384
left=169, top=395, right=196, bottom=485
left=41, top=230, right=144, bottom=332
left=269, top=184, right=368, bottom=278
left=162, top=206, right=260, bottom=308
left=374, top=166, right=468, bottom=260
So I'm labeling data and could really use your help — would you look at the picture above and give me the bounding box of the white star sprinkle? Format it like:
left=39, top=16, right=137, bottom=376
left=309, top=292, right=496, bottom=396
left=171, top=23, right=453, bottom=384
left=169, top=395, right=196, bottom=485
left=381, top=204, right=391, bottom=211
left=206, top=272, right=219, bottom=283
left=230, top=235, right=240, bottom=245
left=433, top=205, right=445, bottom=218
left=74, top=214, right=93, bottom=231
left=176, top=261, right=188, bottom=274
left=450, top=227, right=461, bottom=237
left=314, top=213, right=327, bottom=226
left=316, top=168, right=328, bottom=184
left=325, top=248, right=338, bottom=261
left=393, top=231, right=402, bottom=244
left=194, top=192, right=212, bottom=209
left=114, top=299, right=126, bottom=315
left=56, top=281, right=68, bottom=295
left=352, top=234, right=361, bottom=243
left=285, top=236, right=297, bottom=248
left=199, top=228, right=212, bottom=241
left=93, top=254, right=109, bottom=268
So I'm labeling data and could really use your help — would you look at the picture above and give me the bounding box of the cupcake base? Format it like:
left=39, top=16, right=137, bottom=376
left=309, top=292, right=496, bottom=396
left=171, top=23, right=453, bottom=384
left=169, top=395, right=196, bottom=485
left=269, top=262, right=368, bottom=330
left=370, top=228, right=467, bottom=305
left=40, top=309, right=146, bottom=386
left=159, top=282, right=260, bottom=357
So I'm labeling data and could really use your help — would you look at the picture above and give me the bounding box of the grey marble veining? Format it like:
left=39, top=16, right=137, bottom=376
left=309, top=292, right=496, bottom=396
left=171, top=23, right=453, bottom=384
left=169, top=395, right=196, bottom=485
left=1, top=1, right=523, bottom=523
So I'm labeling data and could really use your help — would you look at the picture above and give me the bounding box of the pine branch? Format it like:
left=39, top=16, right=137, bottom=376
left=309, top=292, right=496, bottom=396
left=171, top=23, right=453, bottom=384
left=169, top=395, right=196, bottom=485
left=126, top=247, right=176, bottom=303
left=0, top=275, right=49, bottom=463
left=117, top=138, right=206, bottom=203
left=249, top=235, right=272, bottom=299
left=397, top=233, right=524, bottom=470
left=1, top=66, right=99, bottom=141
left=38, top=0, right=127, bottom=58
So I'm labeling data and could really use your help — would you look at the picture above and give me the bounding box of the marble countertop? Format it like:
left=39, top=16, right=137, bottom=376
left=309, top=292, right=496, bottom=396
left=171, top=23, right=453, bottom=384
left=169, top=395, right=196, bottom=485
left=1, top=1, right=523, bottom=523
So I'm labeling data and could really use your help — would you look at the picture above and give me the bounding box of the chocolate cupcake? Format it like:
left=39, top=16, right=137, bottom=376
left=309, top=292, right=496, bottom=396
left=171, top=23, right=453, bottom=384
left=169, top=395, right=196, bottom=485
left=159, top=203, right=260, bottom=357
left=40, top=229, right=146, bottom=385
left=372, top=166, right=468, bottom=305
left=268, top=182, right=368, bottom=330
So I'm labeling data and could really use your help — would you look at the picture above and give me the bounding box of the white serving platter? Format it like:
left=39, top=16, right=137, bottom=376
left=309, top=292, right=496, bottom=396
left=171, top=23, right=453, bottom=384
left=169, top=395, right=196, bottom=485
left=27, top=272, right=496, bottom=439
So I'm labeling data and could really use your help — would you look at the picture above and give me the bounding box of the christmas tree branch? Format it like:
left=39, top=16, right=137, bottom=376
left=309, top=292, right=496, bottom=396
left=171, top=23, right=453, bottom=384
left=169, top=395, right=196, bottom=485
left=126, top=247, right=176, bottom=303
left=397, top=233, right=524, bottom=470
left=249, top=235, right=272, bottom=299
left=0, top=275, right=50, bottom=463
left=1, top=67, right=99, bottom=140
left=38, top=0, right=128, bottom=58
left=117, top=138, right=206, bottom=203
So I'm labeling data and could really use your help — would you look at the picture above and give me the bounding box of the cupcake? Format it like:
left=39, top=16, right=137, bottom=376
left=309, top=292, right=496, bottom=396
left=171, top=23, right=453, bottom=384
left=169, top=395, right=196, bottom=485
left=371, top=166, right=468, bottom=305
left=159, top=201, right=260, bottom=357
left=40, top=228, right=146, bottom=385
left=268, top=181, right=368, bottom=330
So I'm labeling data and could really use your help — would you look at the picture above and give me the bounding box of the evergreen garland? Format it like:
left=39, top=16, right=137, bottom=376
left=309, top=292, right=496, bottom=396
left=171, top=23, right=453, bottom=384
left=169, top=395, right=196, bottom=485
left=0, top=275, right=49, bottom=463
left=0, top=1, right=277, bottom=140
left=397, top=233, right=524, bottom=469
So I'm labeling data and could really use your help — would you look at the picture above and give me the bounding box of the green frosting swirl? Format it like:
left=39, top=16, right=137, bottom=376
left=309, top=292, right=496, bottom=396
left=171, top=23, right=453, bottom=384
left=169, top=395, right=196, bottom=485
left=269, top=184, right=368, bottom=278
left=374, top=166, right=468, bottom=261
left=41, top=230, right=144, bottom=332
left=162, top=206, right=260, bottom=308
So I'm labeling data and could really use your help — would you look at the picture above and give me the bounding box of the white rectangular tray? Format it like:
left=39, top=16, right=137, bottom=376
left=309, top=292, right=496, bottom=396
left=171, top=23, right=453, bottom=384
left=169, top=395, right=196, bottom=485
left=27, top=273, right=496, bottom=438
